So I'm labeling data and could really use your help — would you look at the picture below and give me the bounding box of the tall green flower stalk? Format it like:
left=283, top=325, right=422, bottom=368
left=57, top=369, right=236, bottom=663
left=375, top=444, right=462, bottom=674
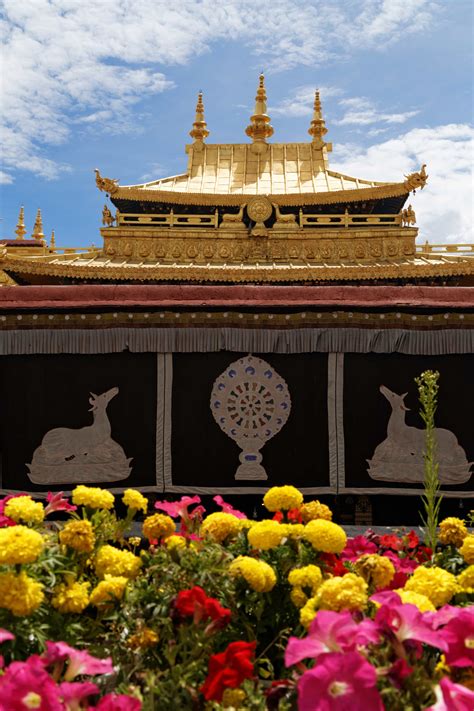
left=415, top=370, right=443, bottom=549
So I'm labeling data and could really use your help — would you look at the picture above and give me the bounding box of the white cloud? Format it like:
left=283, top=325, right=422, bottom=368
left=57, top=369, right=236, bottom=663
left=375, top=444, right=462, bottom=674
left=271, top=85, right=342, bottom=117
left=0, top=171, right=14, bottom=185
left=331, top=124, right=474, bottom=244
left=335, top=97, right=419, bottom=126
left=1, top=0, right=440, bottom=182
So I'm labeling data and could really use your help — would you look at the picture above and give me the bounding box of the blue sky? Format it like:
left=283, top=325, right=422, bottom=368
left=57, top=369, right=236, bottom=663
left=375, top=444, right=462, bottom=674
left=1, top=0, right=473, bottom=247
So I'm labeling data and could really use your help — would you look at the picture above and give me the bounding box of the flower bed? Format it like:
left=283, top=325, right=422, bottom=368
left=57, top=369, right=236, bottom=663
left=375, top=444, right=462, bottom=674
left=0, top=486, right=473, bottom=710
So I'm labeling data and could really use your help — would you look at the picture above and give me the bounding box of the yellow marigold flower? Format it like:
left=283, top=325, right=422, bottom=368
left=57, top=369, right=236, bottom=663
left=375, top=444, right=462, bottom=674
left=304, top=519, right=347, bottom=554
left=439, top=517, right=468, bottom=547
left=164, top=534, right=186, bottom=550
left=128, top=536, right=142, bottom=547
left=201, top=512, right=240, bottom=543
left=317, top=573, right=368, bottom=613
left=458, top=565, right=474, bottom=590
left=263, top=485, right=303, bottom=512
left=300, top=500, right=333, bottom=523
left=459, top=535, right=474, bottom=565
left=229, top=556, right=276, bottom=592
left=404, top=566, right=458, bottom=607
left=59, top=519, right=95, bottom=553
left=72, top=485, right=114, bottom=510
left=247, top=520, right=286, bottom=550
left=300, top=597, right=319, bottom=629
left=288, top=564, right=323, bottom=591
left=122, top=489, right=148, bottom=513
left=291, top=586, right=310, bottom=608
left=128, top=627, right=159, bottom=650
left=90, top=574, right=128, bottom=606
left=355, top=554, right=395, bottom=590
left=0, top=525, right=44, bottom=564
left=0, top=571, right=44, bottom=616
left=143, top=513, right=175, bottom=540
left=95, top=545, right=142, bottom=579
left=52, top=580, right=90, bottom=614
left=4, top=495, right=45, bottom=524
left=393, top=589, right=435, bottom=612
left=286, top=523, right=305, bottom=539
left=222, top=689, right=246, bottom=709
left=238, top=519, right=255, bottom=530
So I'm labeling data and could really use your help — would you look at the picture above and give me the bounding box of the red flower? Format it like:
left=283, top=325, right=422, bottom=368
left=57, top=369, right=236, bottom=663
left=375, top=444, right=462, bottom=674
left=379, top=534, right=403, bottom=550
left=272, top=511, right=284, bottom=522
left=174, top=586, right=231, bottom=627
left=201, top=641, right=256, bottom=702
left=319, top=553, right=348, bottom=577
left=288, top=508, right=303, bottom=523
left=404, top=530, right=419, bottom=549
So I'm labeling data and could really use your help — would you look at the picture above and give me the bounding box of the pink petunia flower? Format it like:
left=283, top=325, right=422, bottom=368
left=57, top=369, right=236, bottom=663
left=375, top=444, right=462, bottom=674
left=441, top=608, right=474, bottom=667
left=94, top=693, right=142, bottom=710
left=44, top=492, right=77, bottom=515
left=372, top=592, right=447, bottom=651
left=154, top=495, right=202, bottom=519
left=297, top=651, right=384, bottom=711
left=213, top=495, right=246, bottom=519
left=285, top=611, right=379, bottom=666
left=426, top=605, right=460, bottom=630
left=44, top=641, right=113, bottom=681
left=426, top=677, right=474, bottom=711
left=60, top=680, right=99, bottom=707
left=0, top=655, right=63, bottom=711
left=0, top=629, right=14, bottom=644
left=340, top=536, right=378, bottom=562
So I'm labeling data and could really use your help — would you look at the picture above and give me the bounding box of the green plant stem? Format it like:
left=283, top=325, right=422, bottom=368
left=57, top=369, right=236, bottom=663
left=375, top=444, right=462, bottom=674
left=415, top=370, right=443, bottom=550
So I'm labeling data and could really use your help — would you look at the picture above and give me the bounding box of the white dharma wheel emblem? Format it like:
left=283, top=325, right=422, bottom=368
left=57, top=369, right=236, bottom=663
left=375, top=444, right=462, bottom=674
left=210, top=355, right=291, bottom=480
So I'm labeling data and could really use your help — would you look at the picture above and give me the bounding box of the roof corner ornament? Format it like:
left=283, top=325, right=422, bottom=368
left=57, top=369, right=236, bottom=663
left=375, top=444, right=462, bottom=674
left=189, top=91, right=209, bottom=151
left=15, top=206, right=27, bottom=240
left=95, top=168, right=119, bottom=196
left=245, top=74, right=274, bottom=155
left=32, top=208, right=45, bottom=241
left=404, top=164, right=428, bottom=192
left=308, top=90, right=331, bottom=151
left=102, top=205, right=115, bottom=227
left=401, top=204, right=416, bottom=227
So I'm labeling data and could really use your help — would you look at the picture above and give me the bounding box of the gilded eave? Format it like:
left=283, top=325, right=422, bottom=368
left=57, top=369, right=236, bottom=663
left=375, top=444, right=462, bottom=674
left=1, top=249, right=472, bottom=284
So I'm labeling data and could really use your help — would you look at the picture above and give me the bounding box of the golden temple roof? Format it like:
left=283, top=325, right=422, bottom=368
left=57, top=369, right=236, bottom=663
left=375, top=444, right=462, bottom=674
left=101, top=82, right=426, bottom=206
left=126, top=143, right=388, bottom=197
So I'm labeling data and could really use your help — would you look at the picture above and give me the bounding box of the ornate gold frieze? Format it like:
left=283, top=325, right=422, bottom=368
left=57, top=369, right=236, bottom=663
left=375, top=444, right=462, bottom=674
left=100, top=228, right=418, bottom=265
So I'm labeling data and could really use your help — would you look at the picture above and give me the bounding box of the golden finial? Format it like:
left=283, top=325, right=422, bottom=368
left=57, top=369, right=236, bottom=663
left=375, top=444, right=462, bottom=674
left=245, top=74, right=274, bottom=153
left=308, top=90, right=328, bottom=147
left=189, top=91, right=209, bottom=146
left=32, top=208, right=45, bottom=240
left=50, top=229, right=56, bottom=250
left=15, top=206, right=27, bottom=240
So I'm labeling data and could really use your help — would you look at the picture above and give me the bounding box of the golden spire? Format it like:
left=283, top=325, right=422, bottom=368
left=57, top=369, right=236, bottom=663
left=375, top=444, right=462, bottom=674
left=245, top=74, right=274, bottom=153
left=189, top=91, right=209, bottom=145
left=32, top=208, right=45, bottom=240
left=15, top=206, right=27, bottom=240
left=308, top=90, right=329, bottom=148
left=50, top=229, right=56, bottom=250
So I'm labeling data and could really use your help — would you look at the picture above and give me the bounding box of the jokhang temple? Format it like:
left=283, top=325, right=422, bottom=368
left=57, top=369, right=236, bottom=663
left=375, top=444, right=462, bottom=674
left=1, top=77, right=473, bottom=523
